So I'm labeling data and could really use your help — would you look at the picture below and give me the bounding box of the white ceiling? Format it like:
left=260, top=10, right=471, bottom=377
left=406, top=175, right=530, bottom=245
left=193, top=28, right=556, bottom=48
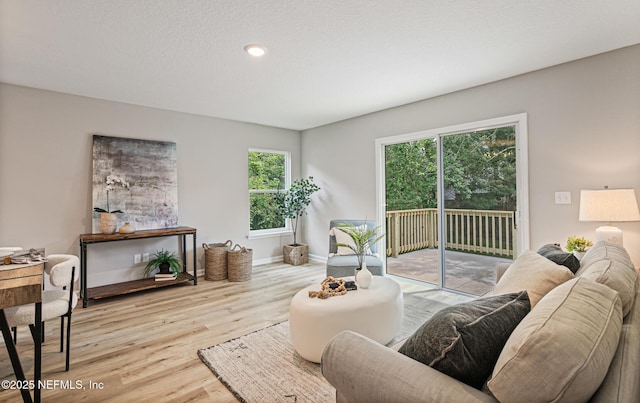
left=1, top=0, right=640, bottom=131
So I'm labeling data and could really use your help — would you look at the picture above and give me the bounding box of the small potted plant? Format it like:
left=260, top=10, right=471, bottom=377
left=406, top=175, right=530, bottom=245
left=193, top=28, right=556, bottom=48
left=94, top=174, right=131, bottom=234
left=335, top=223, right=385, bottom=269
left=565, top=235, right=593, bottom=260
left=143, top=249, right=182, bottom=278
left=335, top=223, right=385, bottom=288
left=276, top=176, right=320, bottom=265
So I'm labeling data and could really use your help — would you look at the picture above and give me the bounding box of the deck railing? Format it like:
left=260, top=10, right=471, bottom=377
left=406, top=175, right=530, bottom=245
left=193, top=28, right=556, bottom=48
left=386, top=208, right=517, bottom=258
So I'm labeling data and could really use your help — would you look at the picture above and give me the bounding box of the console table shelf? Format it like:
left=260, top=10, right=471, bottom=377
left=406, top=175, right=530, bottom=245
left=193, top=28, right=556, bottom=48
left=86, top=273, right=195, bottom=301
left=80, top=226, right=197, bottom=307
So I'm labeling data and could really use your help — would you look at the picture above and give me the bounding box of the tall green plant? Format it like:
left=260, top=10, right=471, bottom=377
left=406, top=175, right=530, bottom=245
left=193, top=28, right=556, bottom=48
left=277, top=176, right=320, bottom=246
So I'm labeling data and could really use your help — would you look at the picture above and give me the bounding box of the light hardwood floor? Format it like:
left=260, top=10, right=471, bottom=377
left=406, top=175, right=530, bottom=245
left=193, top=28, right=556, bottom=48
left=0, top=262, right=328, bottom=402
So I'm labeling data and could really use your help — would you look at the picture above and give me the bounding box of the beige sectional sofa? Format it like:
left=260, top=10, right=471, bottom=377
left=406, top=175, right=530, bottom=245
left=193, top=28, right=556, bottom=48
left=321, top=241, right=640, bottom=402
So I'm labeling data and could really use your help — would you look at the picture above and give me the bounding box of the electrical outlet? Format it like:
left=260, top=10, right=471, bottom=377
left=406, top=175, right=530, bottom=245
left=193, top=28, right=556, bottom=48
left=554, top=191, right=571, bottom=204
left=142, top=253, right=149, bottom=263
left=134, top=254, right=142, bottom=264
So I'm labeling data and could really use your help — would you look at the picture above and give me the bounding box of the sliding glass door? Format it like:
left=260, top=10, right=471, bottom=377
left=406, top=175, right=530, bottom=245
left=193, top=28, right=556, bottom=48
left=379, top=115, right=528, bottom=295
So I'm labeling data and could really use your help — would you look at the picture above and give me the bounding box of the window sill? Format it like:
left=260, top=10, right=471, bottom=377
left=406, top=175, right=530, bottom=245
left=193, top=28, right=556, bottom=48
left=248, top=230, right=293, bottom=240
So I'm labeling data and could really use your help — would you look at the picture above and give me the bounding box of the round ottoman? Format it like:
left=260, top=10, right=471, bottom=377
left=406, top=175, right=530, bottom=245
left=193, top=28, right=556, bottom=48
left=289, top=276, right=403, bottom=363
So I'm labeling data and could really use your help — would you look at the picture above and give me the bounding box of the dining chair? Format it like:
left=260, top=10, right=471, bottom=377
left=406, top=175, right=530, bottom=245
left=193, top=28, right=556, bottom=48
left=4, top=254, right=79, bottom=371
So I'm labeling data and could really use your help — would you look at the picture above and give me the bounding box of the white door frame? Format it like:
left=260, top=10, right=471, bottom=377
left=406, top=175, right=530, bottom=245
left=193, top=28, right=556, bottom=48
left=374, top=113, right=530, bottom=280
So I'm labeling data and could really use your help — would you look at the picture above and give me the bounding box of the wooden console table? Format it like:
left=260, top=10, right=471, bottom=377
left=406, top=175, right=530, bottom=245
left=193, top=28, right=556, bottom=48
left=79, top=226, right=197, bottom=308
left=0, top=261, right=43, bottom=402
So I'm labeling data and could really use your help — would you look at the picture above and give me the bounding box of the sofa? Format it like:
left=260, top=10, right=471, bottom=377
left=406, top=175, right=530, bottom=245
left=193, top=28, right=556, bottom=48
left=321, top=241, right=640, bottom=402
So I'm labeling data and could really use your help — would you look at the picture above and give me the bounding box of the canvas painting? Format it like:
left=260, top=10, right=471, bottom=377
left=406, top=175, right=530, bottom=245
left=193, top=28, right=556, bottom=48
left=92, top=135, right=178, bottom=232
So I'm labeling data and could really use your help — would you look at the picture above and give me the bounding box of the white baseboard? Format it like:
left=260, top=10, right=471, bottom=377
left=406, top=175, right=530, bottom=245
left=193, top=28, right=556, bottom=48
left=252, top=255, right=284, bottom=266
left=309, top=254, right=327, bottom=263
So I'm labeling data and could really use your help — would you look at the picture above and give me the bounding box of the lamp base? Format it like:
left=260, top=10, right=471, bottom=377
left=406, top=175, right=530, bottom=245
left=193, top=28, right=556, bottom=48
left=595, top=226, right=623, bottom=246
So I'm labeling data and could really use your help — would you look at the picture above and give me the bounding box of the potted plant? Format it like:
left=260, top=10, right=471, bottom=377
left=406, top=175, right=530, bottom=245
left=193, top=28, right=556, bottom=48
left=277, top=176, right=320, bottom=265
left=143, top=249, right=182, bottom=278
left=565, top=235, right=593, bottom=260
left=93, top=174, right=130, bottom=234
left=335, top=223, right=385, bottom=288
left=335, top=223, right=385, bottom=269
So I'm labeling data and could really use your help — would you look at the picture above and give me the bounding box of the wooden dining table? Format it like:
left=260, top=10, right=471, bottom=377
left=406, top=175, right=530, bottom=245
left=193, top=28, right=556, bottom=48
left=0, top=261, right=43, bottom=403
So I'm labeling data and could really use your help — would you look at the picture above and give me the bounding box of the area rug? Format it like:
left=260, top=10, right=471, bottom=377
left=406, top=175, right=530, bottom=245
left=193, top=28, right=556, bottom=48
left=198, top=291, right=455, bottom=403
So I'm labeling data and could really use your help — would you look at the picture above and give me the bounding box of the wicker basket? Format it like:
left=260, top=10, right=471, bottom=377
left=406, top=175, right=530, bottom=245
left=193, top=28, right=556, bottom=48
left=203, top=240, right=232, bottom=281
left=227, top=243, right=253, bottom=282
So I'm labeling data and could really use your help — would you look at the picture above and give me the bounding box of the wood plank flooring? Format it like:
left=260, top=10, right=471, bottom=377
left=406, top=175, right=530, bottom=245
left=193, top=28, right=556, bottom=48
left=0, top=262, right=328, bottom=402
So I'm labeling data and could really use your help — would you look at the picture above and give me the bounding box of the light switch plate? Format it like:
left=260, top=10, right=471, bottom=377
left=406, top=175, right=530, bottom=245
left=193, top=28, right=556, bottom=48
left=555, top=191, right=571, bottom=204
left=134, top=254, right=142, bottom=264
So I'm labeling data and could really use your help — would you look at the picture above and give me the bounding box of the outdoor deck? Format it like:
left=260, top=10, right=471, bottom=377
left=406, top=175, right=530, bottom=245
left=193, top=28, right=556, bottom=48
left=386, top=248, right=513, bottom=295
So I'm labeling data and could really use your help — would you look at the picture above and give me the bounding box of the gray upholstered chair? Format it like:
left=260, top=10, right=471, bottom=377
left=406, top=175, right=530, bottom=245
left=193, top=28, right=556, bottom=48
left=5, top=254, right=79, bottom=371
left=326, top=219, right=384, bottom=278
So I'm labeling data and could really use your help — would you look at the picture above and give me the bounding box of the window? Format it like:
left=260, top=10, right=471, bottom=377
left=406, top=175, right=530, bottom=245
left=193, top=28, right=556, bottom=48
left=248, top=149, right=290, bottom=235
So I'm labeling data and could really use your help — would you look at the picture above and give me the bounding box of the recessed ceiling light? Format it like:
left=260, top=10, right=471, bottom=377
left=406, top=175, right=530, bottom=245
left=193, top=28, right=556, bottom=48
left=244, top=44, right=267, bottom=57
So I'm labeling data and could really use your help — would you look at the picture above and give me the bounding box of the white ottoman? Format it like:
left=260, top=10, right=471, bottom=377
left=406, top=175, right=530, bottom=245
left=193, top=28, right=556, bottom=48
left=289, top=276, right=403, bottom=363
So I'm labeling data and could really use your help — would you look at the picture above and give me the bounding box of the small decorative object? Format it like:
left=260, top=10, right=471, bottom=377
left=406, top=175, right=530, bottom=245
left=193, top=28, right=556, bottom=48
left=119, top=222, right=135, bottom=234
left=356, top=260, right=373, bottom=289
left=143, top=249, right=182, bottom=278
left=335, top=222, right=385, bottom=276
left=100, top=213, right=118, bottom=234
left=94, top=174, right=131, bottom=234
left=565, top=235, right=593, bottom=260
left=277, top=176, right=320, bottom=265
left=308, top=276, right=348, bottom=299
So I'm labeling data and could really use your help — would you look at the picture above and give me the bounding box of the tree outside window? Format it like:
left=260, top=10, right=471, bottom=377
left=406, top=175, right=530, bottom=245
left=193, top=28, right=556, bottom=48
left=249, top=150, right=289, bottom=232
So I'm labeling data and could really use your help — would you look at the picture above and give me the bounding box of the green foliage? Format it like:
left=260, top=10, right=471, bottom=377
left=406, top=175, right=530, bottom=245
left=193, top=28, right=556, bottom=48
left=249, top=151, right=286, bottom=231
left=250, top=193, right=284, bottom=231
left=385, top=140, right=438, bottom=210
left=335, top=223, right=385, bottom=268
left=442, top=127, right=516, bottom=211
left=276, top=176, right=320, bottom=245
left=143, top=249, right=182, bottom=278
left=566, top=236, right=593, bottom=252
left=385, top=126, right=517, bottom=212
left=248, top=152, right=285, bottom=190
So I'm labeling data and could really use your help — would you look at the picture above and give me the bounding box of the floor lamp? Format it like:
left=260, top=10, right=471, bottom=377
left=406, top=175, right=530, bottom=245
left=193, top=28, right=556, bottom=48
left=579, top=188, right=640, bottom=246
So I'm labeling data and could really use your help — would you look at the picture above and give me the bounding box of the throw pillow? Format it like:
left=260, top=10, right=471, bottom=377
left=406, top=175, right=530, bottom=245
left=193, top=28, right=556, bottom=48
left=331, top=225, right=370, bottom=256
left=331, top=227, right=357, bottom=255
left=537, top=243, right=580, bottom=273
left=579, top=259, right=637, bottom=316
left=493, top=250, right=574, bottom=308
left=397, top=290, right=530, bottom=389
left=487, top=277, right=623, bottom=403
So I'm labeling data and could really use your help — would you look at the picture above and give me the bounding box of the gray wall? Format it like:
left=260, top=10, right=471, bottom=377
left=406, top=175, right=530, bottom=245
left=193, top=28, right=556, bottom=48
left=2, top=44, right=639, bottom=286
left=301, top=44, right=640, bottom=266
left=0, top=84, right=300, bottom=285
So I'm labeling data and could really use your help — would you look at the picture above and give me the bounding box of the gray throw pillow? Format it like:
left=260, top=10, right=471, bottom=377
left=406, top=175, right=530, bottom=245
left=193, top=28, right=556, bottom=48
left=537, top=243, right=580, bottom=273
left=398, top=290, right=530, bottom=389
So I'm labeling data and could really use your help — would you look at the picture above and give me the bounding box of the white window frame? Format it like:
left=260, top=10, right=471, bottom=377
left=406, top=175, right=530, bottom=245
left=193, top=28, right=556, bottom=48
left=248, top=148, right=292, bottom=239
left=375, top=113, right=530, bottom=266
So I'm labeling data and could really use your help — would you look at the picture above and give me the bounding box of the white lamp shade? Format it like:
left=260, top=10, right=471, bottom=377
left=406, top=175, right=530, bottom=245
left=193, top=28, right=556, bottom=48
left=579, top=189, right=640, bottom=223
left=579, top=188, right=640, bottom=247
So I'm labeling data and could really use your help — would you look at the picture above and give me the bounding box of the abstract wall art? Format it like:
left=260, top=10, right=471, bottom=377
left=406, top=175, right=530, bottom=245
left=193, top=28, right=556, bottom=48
left=92, top=135, right=178, bottom=232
